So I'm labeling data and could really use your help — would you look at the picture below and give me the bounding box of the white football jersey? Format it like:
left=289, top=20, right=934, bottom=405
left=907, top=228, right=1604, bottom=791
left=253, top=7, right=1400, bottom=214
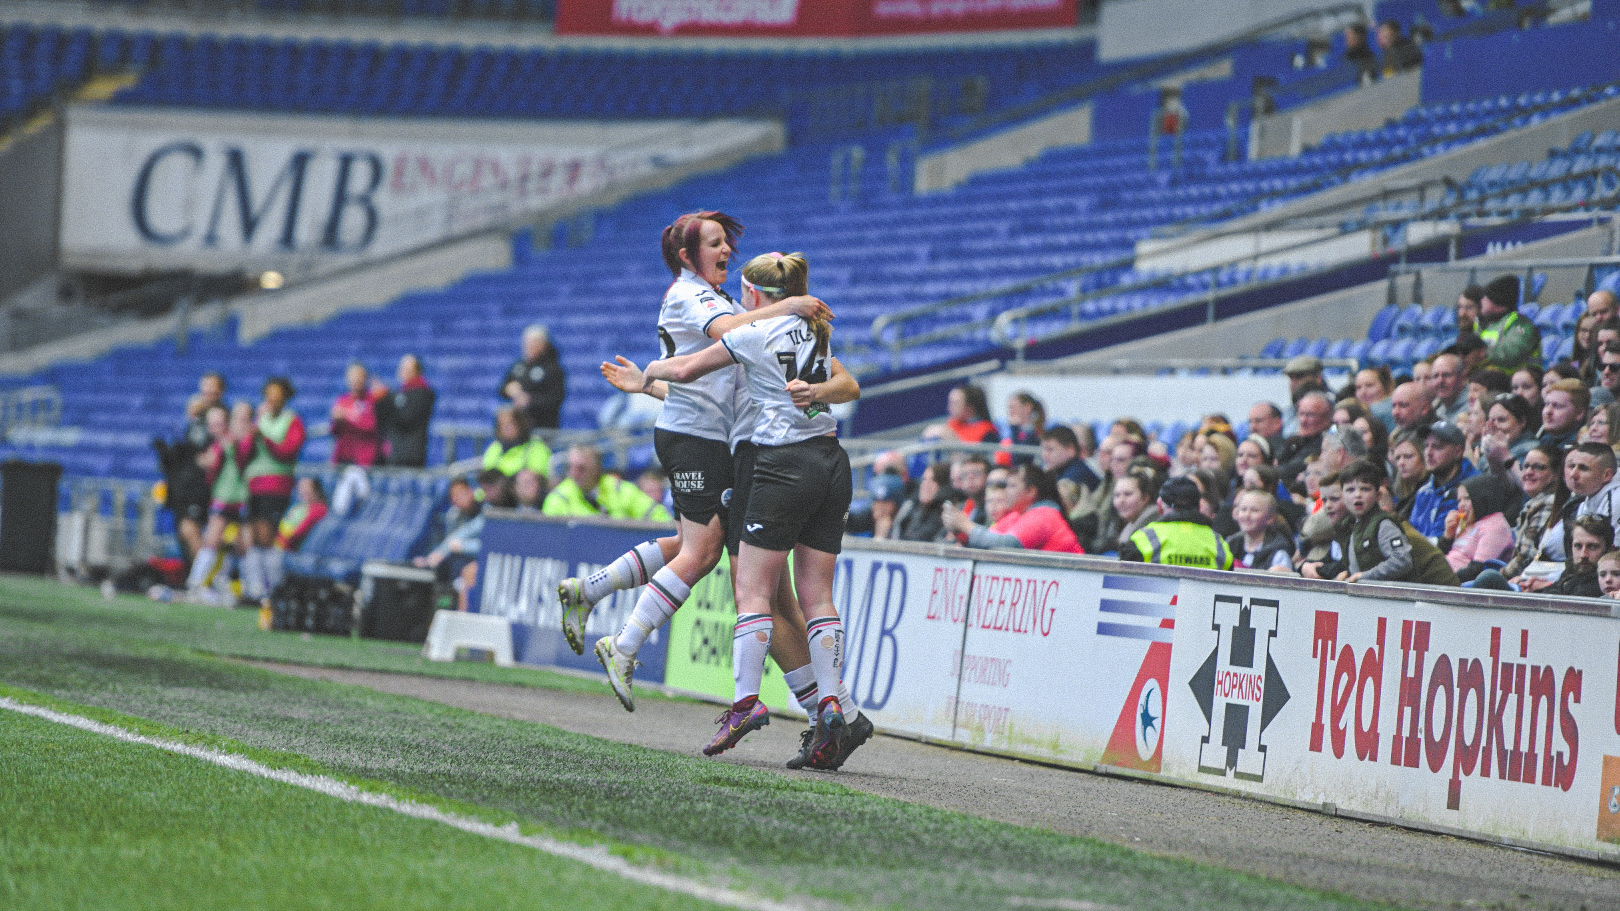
left=721, top=314, right=838, bottom=447
left=653, top=269, right=741, bottom=443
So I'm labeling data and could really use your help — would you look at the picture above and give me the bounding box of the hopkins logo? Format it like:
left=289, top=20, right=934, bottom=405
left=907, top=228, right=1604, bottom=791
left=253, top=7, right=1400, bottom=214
left=1189, top=594, right=1290, bottom=781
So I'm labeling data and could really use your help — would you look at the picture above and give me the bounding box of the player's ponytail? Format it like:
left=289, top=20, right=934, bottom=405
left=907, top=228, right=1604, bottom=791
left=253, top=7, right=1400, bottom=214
left=742, top=252, right=829, bottom=357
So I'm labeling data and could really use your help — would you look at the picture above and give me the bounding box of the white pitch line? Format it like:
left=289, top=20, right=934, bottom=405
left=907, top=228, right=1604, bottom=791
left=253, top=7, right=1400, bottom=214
left=0, top=697, right=806, bottom=911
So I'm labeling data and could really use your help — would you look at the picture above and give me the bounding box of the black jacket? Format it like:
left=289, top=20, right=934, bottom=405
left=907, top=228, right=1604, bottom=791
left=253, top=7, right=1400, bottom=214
left=501, top=350, right=566, bottom=429
left=377, top=382, right=436, bottom=468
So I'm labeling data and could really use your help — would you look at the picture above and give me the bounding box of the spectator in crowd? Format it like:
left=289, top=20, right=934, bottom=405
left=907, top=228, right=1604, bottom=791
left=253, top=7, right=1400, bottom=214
left=1377, top=19, right=1424, bottom=75
left=1478, top=274, right=1542, bottom=373
left=1343, top=22, right=1379, bottom=81
left=867, top=473, right=908, bottom=539
left=1538, top=379, right=1588, bottom=449
left=1389, top=381, right=1435, bottom=433
left=418, top=469, right=510, bottom=612
left=240, top=377, right=306, bottom=604
left=513, top=468, right=548, bottom=512
left=1120, top=476, right=1232, bottom=568
left=1337, top=460, right=1458, bottom=585
left=1466, top=364, right=1509, bottom=407
left=1387, top=427, right=1428, bottom=519
left=1583, top=400, right=1620, bottom=450
left=923, top=383, right=1001, bottom=444
left=1095, top=468, right=1161, bottom=555
left=155, top=371, right=226, bottom=563
left=1455, top=285, right=1484, bottom=334
left=636, top=468, right=671, bottom=515
left=999, top=391, right=1045, bottom=465
left=1485, top=444, right=1569, bottom=586
left=436, top=477, right=481, bottom=545
left=1440, top=473, right=1514, bottom=582
left=1483, top=393, right=1537, bottom=463
left=260, top=476, right=330, bottom=598
left=1277, top=390, right=1333, bottom=486
left=1599, top=549, right=1620, bottom=599
left=1354, top=413, right=1391, bottom=467
left=1409, top=421, right=1477, bottom=541
left=331, top=362, right=385, bottom=468
left=1229, top=488, right=1293, bottom=572
left=982, top=465, right=1013, bottom=526
left=1198, top=434, right=1237, bottom=495
left=950, top=453, right=992, bottom=524
left=1247, top=401, right=1286, bottom=453
left=870, top=449, right=916, bottom=499
left=1544, top=514, right=1611, bottom=598
left=500, top=324, right=566, bottom=430
left=1596, top=341, right=1620, bottom=402
left=1510, top=364, right=1544, bottom=431
left=1543, top=360, right=1581, bottom=397
left=1352, top=367, right=1396, bottom=427
left=1517, top=443, right=1620, bottom=593
left=893, top=462, right=959, bottom=543
left=376, top=353, right=435, bottom=468
left=1171, top=430, right=1202, bottom=478
left=1041, top=426, right=1102, bottom=507
left=1572, top=312, right=1602, bottom=380
left=1283, top=355, right=1330, bottom=409
left=942, top=463, right=1083, bottom=554
left=542, top=444, right=669, bottom=520
left=1427, top=353, right=1469, bottom=422
left=1298, top=471, right=1349, bottom=578
left=483, top=406, right=552, bottom=478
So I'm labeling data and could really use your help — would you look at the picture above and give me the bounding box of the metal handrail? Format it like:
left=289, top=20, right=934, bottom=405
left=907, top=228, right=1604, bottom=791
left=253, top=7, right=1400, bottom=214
left=989, top=167, right=1620, bottom=356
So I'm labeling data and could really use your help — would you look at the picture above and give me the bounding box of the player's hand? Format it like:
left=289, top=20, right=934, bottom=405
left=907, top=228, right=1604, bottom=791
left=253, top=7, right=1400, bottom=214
left=787, top=378, right=817, bottom=408
left=783, top=295, right=835, bottom=322
left=601, top=356, right=645, bottom=394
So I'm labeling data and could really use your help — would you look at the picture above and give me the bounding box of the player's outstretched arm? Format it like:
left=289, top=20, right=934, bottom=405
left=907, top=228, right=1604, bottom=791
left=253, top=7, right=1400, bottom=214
left=601, top=356, right=668, bottom=401
left=706, top=296, right=835, bottom=339
left=643, top=343, right=735, bottom=387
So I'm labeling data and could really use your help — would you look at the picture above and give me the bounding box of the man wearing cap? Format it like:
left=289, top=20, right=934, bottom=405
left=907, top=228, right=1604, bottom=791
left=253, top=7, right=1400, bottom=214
left=1426, top=353, right=1470, bottom=423
left=1407, top=421, right=1478, bottom=541
left=1120, top=476, right=1233, bottom=569
left=1283, top=353, right=1329, bottom=408
left=1477, top=274, right=1542, bottom=373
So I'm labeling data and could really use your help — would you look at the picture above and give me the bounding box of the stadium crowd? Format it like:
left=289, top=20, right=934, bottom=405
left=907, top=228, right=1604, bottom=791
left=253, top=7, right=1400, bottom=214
left=860, top=276, right=1620, bottom=600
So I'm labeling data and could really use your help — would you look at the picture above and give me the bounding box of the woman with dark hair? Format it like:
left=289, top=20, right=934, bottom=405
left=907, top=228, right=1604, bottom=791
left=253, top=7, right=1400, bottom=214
left=1485, top=393, right=1537, bottom=462
left=240, top=376, right=305, bottom=604
left=1511, top=364, right=1544, bottom=432
left=924, top=383, right=1001, bottom=445
left=894, top=462, right=960, bottom=543
left=1000, top=390, right=1046, bottom=465
left=943, top=462, right=1083, bottom=553
left=1353, top=413, right=1390, bottom=468
left=1108, top=468, right=1162, bottom=554
left=1495, top=443, right=1570, bottom=584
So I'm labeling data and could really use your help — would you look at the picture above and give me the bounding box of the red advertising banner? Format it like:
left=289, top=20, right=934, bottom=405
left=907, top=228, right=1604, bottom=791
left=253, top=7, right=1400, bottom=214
left=555, top=1, right=1078, bottom=37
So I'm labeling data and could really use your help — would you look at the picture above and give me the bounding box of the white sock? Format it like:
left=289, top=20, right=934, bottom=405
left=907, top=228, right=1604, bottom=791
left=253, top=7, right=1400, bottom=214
left=262, top=548, right=285, bottom=593
left=240, top=548, right=267, bottom=600
left=584, top=540, right=666, bottom=604
left=614, top=566, right=689, bottom=656
left=782, top=663, right=819, bottom=718
left=806, top=616, right=846, bottom=717
left=733, top=614, right=773, bottom=704
left=214, top=553, right=239, bottom=595
left=187, top=547, right=217, bottom=590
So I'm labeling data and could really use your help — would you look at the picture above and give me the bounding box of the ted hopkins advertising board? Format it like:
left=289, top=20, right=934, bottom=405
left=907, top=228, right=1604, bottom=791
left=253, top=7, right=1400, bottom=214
left=60, top=107, right=777, bottom=278
left=475, top=512, right=1620, bottom=860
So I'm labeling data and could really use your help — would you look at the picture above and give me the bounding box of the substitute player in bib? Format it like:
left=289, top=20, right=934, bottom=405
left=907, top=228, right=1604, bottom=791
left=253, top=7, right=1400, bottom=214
left=569, top=212, right=830, bottom=712
left=640, top=252, right=860, bottom=769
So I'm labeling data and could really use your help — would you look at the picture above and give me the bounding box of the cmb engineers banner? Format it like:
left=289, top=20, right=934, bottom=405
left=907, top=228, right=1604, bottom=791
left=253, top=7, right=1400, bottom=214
left=59, top=107, right=778, bottom=278
left=476, top=513, right=1620, bottom=860
left=555, top=0, right=1078, bottom=36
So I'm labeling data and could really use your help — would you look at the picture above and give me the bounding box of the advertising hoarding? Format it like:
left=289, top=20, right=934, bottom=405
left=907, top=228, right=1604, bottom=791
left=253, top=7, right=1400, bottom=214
left=556, top=0, right=1078, bottom=37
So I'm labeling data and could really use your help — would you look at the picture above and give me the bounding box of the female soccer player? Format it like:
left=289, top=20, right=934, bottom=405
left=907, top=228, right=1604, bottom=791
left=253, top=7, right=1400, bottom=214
left=563, top=212, right=828, bottom=713
left=637, top=251, right=858, bottom=768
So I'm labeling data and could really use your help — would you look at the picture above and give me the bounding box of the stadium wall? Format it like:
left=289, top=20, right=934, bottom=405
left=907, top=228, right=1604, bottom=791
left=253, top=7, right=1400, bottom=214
left=1420, top=16, right=1620, bottom=106
left=913, top=102, right=1092, bottom=193
left=476, top=510, right=1620, bottom=863
left=0, top=118, right=64, bottom=305
left=1097, top=0, right=1353, bottom=62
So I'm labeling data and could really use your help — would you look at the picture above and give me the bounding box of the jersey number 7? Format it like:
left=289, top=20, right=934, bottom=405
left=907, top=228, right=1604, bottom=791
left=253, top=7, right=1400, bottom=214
left=776, top=352, right=828, bottom=384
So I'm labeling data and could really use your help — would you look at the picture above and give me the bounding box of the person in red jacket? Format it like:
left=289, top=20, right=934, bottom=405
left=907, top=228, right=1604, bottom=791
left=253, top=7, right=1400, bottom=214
left=923, top=383, right=1002, bottom=446
left=942, top=463, right=1085, bottom=554
left=331, top=362, right=385, bottom=467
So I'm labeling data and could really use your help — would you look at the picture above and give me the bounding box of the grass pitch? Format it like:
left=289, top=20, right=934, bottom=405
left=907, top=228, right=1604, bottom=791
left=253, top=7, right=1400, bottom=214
left=0, top=574, right=1412, bottom=911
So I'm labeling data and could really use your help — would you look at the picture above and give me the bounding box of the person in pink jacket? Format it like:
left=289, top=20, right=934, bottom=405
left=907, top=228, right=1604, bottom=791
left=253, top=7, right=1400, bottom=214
left=331, top=363, right=385, bottom=467
left=943, top=463, right=1085, bottom=554
left=1443, top=473, right=1515, bottom=582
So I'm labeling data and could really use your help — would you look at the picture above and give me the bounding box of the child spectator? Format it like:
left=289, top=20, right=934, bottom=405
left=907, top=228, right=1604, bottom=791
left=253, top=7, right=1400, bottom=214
left=1338, top=459, right=1458, bottom=586
left=1597, top=550, right=1620, bottom=600
left=1299, top=471, right=1349, bottom=578
left=1440, top=474, right=1515, bottom=582
left=1228, top=489, right=1293, bottom=573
